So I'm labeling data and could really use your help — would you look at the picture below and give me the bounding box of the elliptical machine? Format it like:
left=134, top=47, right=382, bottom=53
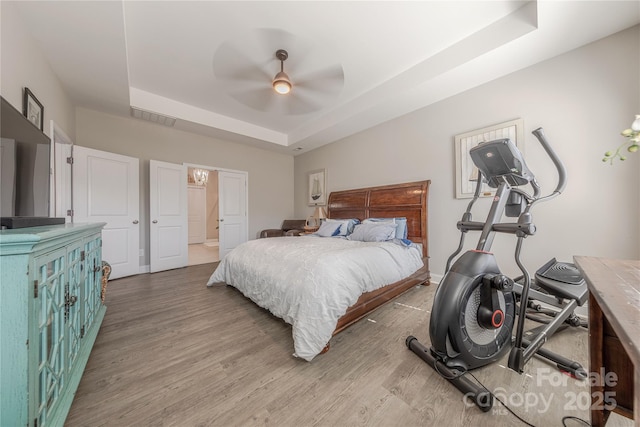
left=406, top=128, right=588, bottom=411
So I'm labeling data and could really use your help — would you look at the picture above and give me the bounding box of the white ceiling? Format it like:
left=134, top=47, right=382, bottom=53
left=11, top=1, right=640, bottom=155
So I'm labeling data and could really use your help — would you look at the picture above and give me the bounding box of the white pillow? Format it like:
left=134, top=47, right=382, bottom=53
left=347, top=222, right=397, bottom=242
left=315, top=220, right=343, bottom=237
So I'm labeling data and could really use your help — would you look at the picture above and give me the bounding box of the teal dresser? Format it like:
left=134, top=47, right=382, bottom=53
left=0, top=223, right=106, bottom=427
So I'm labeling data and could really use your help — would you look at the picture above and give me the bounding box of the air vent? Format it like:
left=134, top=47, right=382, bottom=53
left=130, top=107, right=176, bottom=127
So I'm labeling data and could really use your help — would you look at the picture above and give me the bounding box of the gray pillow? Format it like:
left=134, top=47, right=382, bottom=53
left=363, top=217, right=408, bottom=239
left=347, top=222, right=397, bottom=242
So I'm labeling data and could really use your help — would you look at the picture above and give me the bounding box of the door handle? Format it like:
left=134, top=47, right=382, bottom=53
left=133, top=220, right=139, bottom=224
left=219, top=219, right=224, bottom=222
left=152, top=220, right=158, bottom=224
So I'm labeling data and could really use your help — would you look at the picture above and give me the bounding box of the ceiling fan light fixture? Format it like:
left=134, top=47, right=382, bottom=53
left=273, top=49, right=292, bottom=95
left=273, top=71, right=291, bottom=94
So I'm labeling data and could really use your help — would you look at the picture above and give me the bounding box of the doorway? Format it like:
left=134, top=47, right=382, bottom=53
left=187, top=166, right=220, bottom=266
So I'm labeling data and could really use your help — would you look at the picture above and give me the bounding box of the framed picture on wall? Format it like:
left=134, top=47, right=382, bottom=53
left=454, top=118, right=524, bottom=199
left=23, top=87, right=44, bottom=131
left=307, top=169, right=327, bottom=206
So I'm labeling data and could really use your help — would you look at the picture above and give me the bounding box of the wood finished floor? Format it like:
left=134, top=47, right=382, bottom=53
left=66, top=263, right=631, bottom=427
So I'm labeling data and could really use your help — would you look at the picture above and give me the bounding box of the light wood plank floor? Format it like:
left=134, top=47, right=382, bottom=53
left=66, top=264, right=632, bottom=427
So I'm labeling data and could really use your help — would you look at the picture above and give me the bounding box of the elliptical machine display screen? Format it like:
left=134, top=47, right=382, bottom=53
left=469, top=138, right=533, bottom=188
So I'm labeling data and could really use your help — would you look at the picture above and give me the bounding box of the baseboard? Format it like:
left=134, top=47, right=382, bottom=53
left=429, top=273, right=443, bottom=285
left=139, top=264, right=150, bottom=274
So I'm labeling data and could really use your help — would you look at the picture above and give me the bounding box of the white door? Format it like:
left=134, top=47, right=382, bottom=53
left=73, top=146, right=140, bottom=280
left=218, top=170, right=248, bottom=258
left=149, top=160, right=188, bottom=273
left=188, top=186, right=206, bottom=244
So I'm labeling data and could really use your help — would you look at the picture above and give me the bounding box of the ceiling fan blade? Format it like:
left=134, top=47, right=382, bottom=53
left=227, top=87, right=277, bottom=113
left=294, top=65, right=344, bottom=91
left=253, top=28, right=309, bottom=63
left=283, top=91, right=326, bottom=116
left=260, top=91, right=324, bottom=116
left=213, top=41, right=272, bottom=83
left=224, top=64, right=272, bottom=84
left=279, top=46, right=316, bottom=76
left=257, top=28, right=290, bottom=50
left=229, top=85, right=323, bottom=115
left=286, top=95, right=324, bottom=116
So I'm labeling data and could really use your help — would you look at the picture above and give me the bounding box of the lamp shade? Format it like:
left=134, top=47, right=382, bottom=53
left=313, top=206, right=327, bottom=220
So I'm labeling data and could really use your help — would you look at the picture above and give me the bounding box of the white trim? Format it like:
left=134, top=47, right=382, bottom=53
left=130, top=88, right=287, bottom=146
left=49, top=120, right=74, bottom=221
left=430, top=273, right=443, bottom=285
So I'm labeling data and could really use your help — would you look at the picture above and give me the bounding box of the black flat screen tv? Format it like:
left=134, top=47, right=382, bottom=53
left=1, top=96, right=63, bottom=228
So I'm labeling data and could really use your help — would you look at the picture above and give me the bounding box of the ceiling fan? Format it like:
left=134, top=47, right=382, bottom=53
left=212, top=29, right=344, bottom=116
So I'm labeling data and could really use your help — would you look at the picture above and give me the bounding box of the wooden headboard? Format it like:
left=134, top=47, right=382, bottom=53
left=326, top=180, right=430, bottom=259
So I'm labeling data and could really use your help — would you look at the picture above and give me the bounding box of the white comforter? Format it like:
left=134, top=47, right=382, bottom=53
left=207, top=236, right=424, bottom=361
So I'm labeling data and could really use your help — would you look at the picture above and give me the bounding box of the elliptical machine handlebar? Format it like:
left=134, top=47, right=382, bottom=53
left=444, top=127, right=565, bottom=273
left=531, top=127, right=567, bottom=203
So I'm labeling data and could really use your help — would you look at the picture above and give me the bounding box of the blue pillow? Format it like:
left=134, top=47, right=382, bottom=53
left=347, top=222, right=397, bottom=242
left=363, top=217, right=407, bottom=239
left=315, top=220, right=343, bottom=237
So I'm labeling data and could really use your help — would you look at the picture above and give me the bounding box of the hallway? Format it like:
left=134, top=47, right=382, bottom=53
left=188, top=240, right=219, bottom=266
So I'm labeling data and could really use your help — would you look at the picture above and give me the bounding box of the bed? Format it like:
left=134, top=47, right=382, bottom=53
left=207, top=180, right=431, bottom=360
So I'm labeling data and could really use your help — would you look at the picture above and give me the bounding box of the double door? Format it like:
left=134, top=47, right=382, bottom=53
left=149, top=161, right=248, bottom=269
left=67, top=147, right=247, bottom=277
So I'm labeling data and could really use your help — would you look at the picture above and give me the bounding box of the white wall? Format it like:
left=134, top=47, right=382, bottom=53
left=295, top=25, right=640, bottom=280
left=0, top=2, right=76, bottom=140
left=75, top=107, right=295, bottom=266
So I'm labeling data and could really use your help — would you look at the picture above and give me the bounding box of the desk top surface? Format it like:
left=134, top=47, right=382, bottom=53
left=574, top=256, right=640, bottom=366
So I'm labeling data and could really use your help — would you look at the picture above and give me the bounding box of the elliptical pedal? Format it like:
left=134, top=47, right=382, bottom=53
left=535, top=258, right=588, bottom=305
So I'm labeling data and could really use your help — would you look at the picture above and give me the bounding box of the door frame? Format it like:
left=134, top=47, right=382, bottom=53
left=49, top=120, right=73, bottom=221
left=183, top=163, right=248, bottom=257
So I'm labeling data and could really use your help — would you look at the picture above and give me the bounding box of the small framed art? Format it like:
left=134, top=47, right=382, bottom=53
left=307, top=169, right=327, bottom=206
left=454, top=118, right=524, bottom=199
left=23, top=87, right=44, bottom=131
